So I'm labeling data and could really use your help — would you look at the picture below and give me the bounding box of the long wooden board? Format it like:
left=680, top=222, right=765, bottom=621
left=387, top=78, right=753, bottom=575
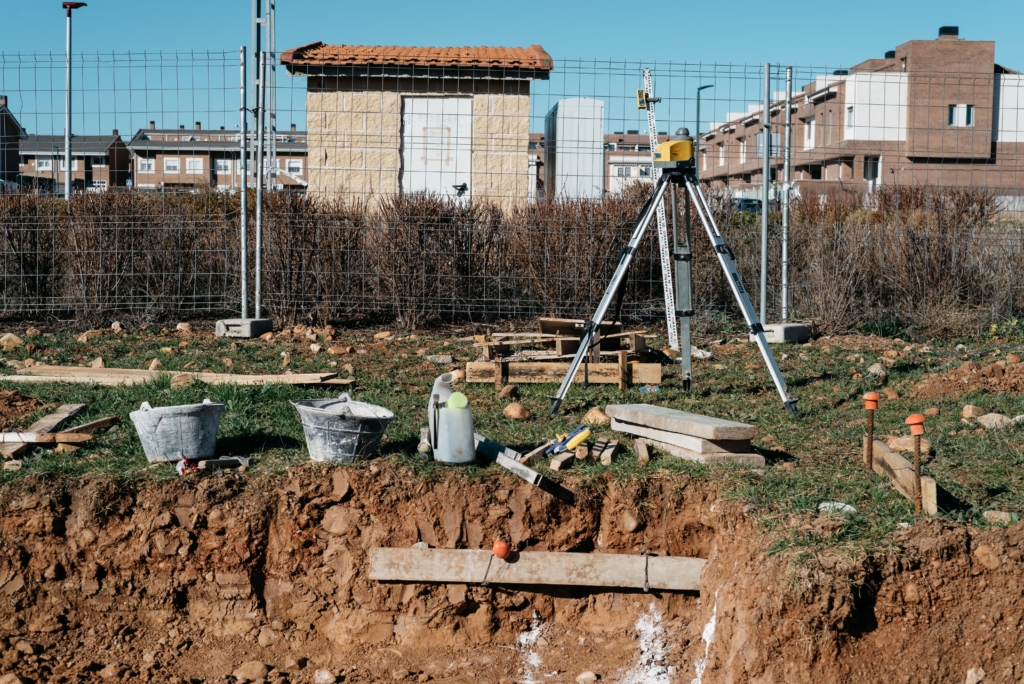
left=7, top=366, right=336, bottom=387
left=646, top=438, right=765, bottom=466
left=368, top=548, right=704, bottom=592
left=867, top=438, right=938, bottom=516
left=610, top=418, right=751, bottom=454
left=0, top=404, right=86, bottom=460
left=605, top=404, right=756, bottom=441
left=466, top=362, right=661, bottom=386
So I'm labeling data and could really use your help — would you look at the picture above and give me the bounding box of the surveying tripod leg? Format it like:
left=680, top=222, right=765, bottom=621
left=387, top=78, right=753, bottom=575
left=683, top=177, right=799, bottom=416
left=548, top=174, right=672, bottom=416
left=672, top=183, right=693, bottom=391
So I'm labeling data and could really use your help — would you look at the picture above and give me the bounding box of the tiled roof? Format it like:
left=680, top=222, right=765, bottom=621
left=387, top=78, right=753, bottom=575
left=280, top=42, right=553, bottom=72
left=20, top=134, right=122, bottom=155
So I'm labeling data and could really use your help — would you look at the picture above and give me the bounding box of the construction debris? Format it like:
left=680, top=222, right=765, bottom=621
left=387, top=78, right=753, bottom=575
left=0, top=404, right=85, bottom=460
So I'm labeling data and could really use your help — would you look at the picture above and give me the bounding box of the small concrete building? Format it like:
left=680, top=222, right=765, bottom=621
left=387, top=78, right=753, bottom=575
left=280, top=42, right=553, bottom=206
left=544, top=97, right=605, bottom=199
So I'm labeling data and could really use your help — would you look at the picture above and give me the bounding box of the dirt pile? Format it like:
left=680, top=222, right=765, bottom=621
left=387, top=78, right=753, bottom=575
left=0, top=468, right=1021, bottom=683
left=914, top=358, right=1024, bottom=398
left=0, top=390, right=45, bottom=432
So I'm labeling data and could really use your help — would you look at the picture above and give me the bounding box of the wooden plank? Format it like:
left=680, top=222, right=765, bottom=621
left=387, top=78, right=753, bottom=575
left=610, top=418, right=751, bottom=454
left=550, top=451, right=575, bottom=470
left=0, top=404, right=86, bottom=460
left=9, top=367, right=336, bottom=386
left=867, top=438, right=938, bottom=516
left=368, top=548, right=704, bottom=592
left=0, top=432, right=92, bottom=444
left=60, top=416, right=120, bottom=434
left=3, top=374, right=151, bottom=386
left=319, top=377, right=356, bottom=387
left=647, top=438, right=765, bottom=466
left=605, top=404, right=757, bottom=441
left=555, top=338, right=579, bottom=357
left=599, top=440, right=619, bottom=466
left=466, top=362, right=660, bottom=385
left=634, top=438, right=650, bottom=465
left=617, top=351, right=629, bottom=390
left=520, top=441, right=553, bottom=467
left=18, top=365, right=156, bottom=377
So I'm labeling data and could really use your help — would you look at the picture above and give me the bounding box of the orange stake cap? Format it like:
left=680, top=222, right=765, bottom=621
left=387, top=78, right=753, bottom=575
left=492, top=539, right=511, bottom=560
left=864, top=391, right=880, bottom=410
left=905, top=413, right=926, bottom=435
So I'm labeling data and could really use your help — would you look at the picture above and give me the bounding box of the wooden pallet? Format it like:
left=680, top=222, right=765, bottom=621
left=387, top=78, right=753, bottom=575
left=467, top=355, right=661, bottom=388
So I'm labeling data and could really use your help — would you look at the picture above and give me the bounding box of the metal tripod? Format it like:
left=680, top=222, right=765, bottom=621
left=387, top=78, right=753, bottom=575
left=547, top=170, right=799, bottom=417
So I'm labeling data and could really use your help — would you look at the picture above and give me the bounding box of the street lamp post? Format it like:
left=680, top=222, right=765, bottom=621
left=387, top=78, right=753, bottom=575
left=62, top=2, right=87, bottom=202
left=694, top=84, right=714, bottom=182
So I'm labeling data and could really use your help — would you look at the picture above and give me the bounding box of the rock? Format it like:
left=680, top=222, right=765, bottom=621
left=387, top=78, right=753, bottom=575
left=281, top=353, right=291, bottom=368
left=176, top=322, right=192, bottom=333
left=313, top=669, right=337, bottom=684
left=310, top=343, right=322, bottom=354
left=0, top=674, right=25, bottom=684
left=973, top=544, right=1002, bottom=571
left=622, top=511, right=641, bottom=533
left=983, top=510, right=1012, bottom=524
left=90, top=357, right=105, bottom=368
left=924, top=407, right=940, bottom=417
left=818, top=501, right=857, bottom=515
left=662, top=346, right=680, bottom=359
left=582, top=406, right=610, bottom=426
left=283, top=657, right=306, bottom=672
left=866, top=363, right=888, bottom=379
left=328, top=345, right=353, bottom=355
left=690, top=346, right=713, bottom=360
left=498, top=385, right=519, bottom=399
left=961, top=405, right=985, bottom=419
left=882, top=349, right=899, bottom=359
left=1, top=332, right=24, bottom=351
left=110, top=321, right=124, bottom=332
left=1008, top=354, right=1022, bottom=364
left=374, top=331, right=393, bottom=340
left=260, top=332, right=275, bottom=341
left=160, top=347, right=174, bottom=354
left=148, top=358, right=162, bottom=371
left=503, top=402, right=530, bottom=420
left=418, top=675, right=431, bottom=683
left=3, top=460, right=21, bottom=472
left=257, top=626, right=280, bottom=647
left=233, top=661, right=269, bottom=682
left=576, top=673, right=599, bottom=683
left=902, top=582, right=920, bottom=604
left=332, top=470, right=351, bottom=501
left=965, top=667, right=986, bottom=684
left=393, top=669, right=410, bottom=680
left=220, top=357, right=234, bottom=368
left=342, top=363, right=354, bottom=374
left=885, top=435, right=932, bottom=455
left=451, top=368, right=466, bottom=381
left=883, top=387, right=899, bottom=400
left=426, top=354, right=454, bottom=364
left=24, top=327, right=40, bottom=337
left=978, top=413, right=1013, bottom=429
left=99, top=662, right=126, bottom=679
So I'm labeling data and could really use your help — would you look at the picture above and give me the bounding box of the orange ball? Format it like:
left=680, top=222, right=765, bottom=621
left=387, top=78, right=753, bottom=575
left=492, top=540, right=511, bottom=560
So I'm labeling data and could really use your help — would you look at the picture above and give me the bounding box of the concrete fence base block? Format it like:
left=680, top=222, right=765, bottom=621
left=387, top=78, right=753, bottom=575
left=215, top=318, right=274, bottom=339
left=749, top=323, right=811, bottom=344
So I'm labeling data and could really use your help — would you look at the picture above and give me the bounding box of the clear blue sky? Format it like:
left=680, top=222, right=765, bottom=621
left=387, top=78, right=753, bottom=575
left=6, top=0, right=1023, bottom=67
left=4, top=0, right=1023, bottom=138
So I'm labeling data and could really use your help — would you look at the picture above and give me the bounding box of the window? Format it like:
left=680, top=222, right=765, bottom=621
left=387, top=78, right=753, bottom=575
left=948, top=104, right=974, bottom=127
left=214, top=159, right=231, bottom=175
left=164, top=157, right=180, bottom=173
left=58, top=158, right=78, bottom=171
left=702, top=152, right=707, bottom=172
left=845, top=106, right=854, bottom=129
left=616, top=166, right=630, bottom=177
left=718, top=143, right=724, bottom=166
left=638, top=164, right=652, bottom=177
left=739, top=139, right=747, bottom=164
left=90, top=156, right=107, bottom=167
left=286, top=159, right=302, bottom=174
left=185, top=158, right=203, bottom=174
left=803, top=117, right=816, bottom=150
left=36, top=158, right=53, bottom=172
left=137, top=157, right=155, bottom=173
left=604, top=142, right=616, bottom=151
left=863, top=156, right=880, bottom=181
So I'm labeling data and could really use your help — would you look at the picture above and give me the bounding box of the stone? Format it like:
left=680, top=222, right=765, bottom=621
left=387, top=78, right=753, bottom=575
left=882, top=349, right=900, bottom=359
left=622, top=511, right=641, bottom=533
left=885, top=435, right=932, bottom=455
left=498, top=385, right=519, bottom=399
left=313, top=669, right=337, bottom=684
left=978, top=413, right=1013, bottom=429
left=233, top=661, right=270, bottom=681
left=3, top=460, right=22, bottom=472
left=426, top=354, right=454, bottom=365
left=328, top=346, right=354, bottom=355
left=258, top=626, right=280, bottom=647
left=393, top=669, right=410, bottom=680
left=283, top=657, right=305, bottom=672
left=965, top=667, right=986, bottom=684
left=110, top=321, right=124, bottom=332
left=961, top=405, right=986, bottom=419
left=24, top=327, right=40, bottom=337
left=582, top=406, right=610, bottom=426
left=281, top=353, right=291, bottom=368
left=883, top=387, right=899, bottom=400
left=310, top=343, right=323, bottom=354
left=260, top=332, right=275, bottom=341
left=503, top=403, right=530, bottom=420
left=1008, top=354, right=1022, bottom=364
left=374, top=331, right=393, bottom=339
left=0, top=332, right=24, bottom=351
left=161, top=347, right=174, bottom=354
left=90, top=357, right=105, bottom=368
left=866, top=363, right=888, bottom=379
left=924, top=407, right=940, bottom=417
left=148, top=358, right=162, bottom=371
left=176, top=322, right=192, bottom=332
left=418, top=675, right=431, bottom=683
left=973, top=544, right=1002, bottom=571
left=0, top=674, right=25, bottom=684
left=220, top=357, right=234, bottom=368
left=576, top=671, right=599, bottom=683
left=983, top=510, right=1012, bottom=524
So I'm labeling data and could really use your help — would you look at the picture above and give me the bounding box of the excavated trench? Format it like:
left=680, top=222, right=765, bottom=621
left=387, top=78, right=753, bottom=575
left=0, top=466, right=1022, bottom=683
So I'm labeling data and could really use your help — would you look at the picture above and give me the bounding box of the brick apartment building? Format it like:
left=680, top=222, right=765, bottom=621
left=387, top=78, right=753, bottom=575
left=281, top=42, right=553, bottom=206
left=18, top=132, right=131, bottom=192
left=126, top=122, right=308, bottom=191
left=700, top=26, right=1024, bottom=201
left=0, top=96, right=25, bottom=187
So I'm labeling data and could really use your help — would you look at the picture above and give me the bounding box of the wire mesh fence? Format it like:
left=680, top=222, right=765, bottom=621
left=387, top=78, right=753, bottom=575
left=1, top=45, right=1024, bottom=334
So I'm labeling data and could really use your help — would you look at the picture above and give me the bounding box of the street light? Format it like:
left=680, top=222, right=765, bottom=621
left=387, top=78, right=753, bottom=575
left=694, top=84, right=714, bottom=182
left=62, top=2, right=87, bottom=201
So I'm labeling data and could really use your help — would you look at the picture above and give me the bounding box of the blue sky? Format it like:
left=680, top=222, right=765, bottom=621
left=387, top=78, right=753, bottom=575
left=4, top=0, right=1023, bottom=138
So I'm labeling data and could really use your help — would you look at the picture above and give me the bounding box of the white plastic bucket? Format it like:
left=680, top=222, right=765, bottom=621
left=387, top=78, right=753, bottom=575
left=291, top=393, right=394, bottom=463
left=129, top=398, right=225, bottom=463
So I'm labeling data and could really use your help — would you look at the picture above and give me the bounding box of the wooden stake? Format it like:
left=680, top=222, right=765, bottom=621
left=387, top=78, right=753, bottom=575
left=635, top=438, right=650, bottom=465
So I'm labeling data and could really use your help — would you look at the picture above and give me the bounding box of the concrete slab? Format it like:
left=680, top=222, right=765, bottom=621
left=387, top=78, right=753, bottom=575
left=647, top=438, right=765, bottom=466
left=215, top=318, right=274, bottom=339
left=750, top=323, right=811, bottom=344
left=610, top=418, right=751, bottom=454
left=605, top=404, right=757, bottom=441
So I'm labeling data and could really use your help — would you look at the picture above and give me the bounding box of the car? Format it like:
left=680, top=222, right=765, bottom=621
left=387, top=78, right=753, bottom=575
left=731, top=198, right=762, bottom=213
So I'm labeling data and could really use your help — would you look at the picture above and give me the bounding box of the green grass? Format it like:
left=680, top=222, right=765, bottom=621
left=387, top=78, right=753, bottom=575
left=2, top=324, right=1024, bottom=560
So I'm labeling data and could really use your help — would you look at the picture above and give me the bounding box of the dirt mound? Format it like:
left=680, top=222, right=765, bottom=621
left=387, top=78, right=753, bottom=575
left=913, top=358, right=1024, bottom=398
left=0, top=389, right=45, bottom=432
left=0, top=468, right=1021, bottom=683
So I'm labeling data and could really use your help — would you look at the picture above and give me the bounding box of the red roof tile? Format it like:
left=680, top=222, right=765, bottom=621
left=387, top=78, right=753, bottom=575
left=280, top=42, right=553, bottom=72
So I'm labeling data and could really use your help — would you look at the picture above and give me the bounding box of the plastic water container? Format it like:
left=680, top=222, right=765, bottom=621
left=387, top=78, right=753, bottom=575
left=129, top=398, right=226, bottom=463
left=291, top=393, right=394, bottom=463
left=433, top=391, right=476, bottom=465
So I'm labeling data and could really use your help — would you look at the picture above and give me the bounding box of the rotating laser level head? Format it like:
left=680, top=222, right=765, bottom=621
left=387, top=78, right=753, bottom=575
left=653, top=128, right=695, bottom=171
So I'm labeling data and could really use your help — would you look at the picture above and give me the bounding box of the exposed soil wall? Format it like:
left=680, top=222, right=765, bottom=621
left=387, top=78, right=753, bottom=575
left=0, top=467, right=1021, bottom=683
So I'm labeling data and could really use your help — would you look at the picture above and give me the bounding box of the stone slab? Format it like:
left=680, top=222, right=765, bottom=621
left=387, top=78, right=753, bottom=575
left=610, top=418, right=751, bottom=454
left=604, top=404, right=756, bottom=441
left=647, top=438, right=765, bottom=466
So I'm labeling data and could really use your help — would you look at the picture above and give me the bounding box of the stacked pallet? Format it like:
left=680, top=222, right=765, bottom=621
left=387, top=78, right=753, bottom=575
left=606, top=404, right=764, bottom=465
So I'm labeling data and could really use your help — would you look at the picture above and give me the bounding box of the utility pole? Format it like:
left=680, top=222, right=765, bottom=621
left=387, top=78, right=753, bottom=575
left=62, top=2, right=87, bottom=202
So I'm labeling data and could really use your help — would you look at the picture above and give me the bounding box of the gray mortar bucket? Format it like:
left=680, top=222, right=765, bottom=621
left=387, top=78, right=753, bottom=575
left=129, top=398, right=226, bottom=463
left=291, top=393, right=394, bottom=463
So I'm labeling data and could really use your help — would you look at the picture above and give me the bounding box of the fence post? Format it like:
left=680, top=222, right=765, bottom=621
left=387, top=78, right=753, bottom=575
left=239, top=46, right=249, bottom=320
left=760, top=62, right=771, bottom=323
left=254, top=51, right=266, bottom=320
left=782, top=66, right=792, bottom=321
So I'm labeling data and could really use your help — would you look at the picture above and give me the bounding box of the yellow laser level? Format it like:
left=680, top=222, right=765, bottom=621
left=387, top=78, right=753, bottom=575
left=653, top=129, right=695, bottom=171
left=636, top=89, right=647, bottom=109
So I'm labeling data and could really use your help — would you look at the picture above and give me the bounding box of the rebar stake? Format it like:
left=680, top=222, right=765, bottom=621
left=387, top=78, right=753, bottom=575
left=863, top=392, right=880, bottom=470
left=905, top=413, right=926, bottom=516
